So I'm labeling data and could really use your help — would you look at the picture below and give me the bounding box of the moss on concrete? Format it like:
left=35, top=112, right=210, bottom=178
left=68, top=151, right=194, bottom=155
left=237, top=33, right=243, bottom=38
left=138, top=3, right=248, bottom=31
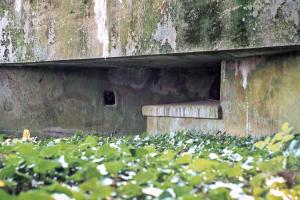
left=182, top=0, right=223, bottom=47
left=138, top=1, right=162, bottom=53
left=0, top=1, right=5, bottom=17
left=268, top=7, right=299, bottom=43
left=0, top=0, right=299, bottom=62
left=229, top=0, right=256, bottom=47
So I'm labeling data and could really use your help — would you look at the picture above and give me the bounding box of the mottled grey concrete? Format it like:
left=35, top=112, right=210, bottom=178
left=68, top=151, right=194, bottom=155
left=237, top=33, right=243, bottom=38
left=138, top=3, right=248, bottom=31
left=0, top=0, right=299, bottom=63
left=221, top=52, right=300, bottom=137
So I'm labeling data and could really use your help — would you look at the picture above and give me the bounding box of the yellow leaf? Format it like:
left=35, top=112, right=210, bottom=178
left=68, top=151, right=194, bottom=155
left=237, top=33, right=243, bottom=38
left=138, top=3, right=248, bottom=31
left=189, top=159, right=218, bottom=172
left=281, top=122, right=294, bottom=134
left=265, top=136, right=271, bottom=143
left=281, top=134, right=294, bottom=143
left=271, top=132, right=284, bottom=143
left=254, top=140, right=268, bottom=149
left=266, top=143, right=282, bottom=153
left=281, top=189, right=298, bottom=200
left=253, top=187, right=264, bottom=196
left=176, top=154, right=192, bottom=165
left=281, top=122, right=290, bottom=132
left=0, top=180, right=5, bottom=187
left=22, top=129, right=31, bottom=141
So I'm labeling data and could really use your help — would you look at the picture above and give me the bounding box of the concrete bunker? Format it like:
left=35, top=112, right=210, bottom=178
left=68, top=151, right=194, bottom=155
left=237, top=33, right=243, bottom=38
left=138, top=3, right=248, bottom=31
left=0, top=52, right=223, bottom=137
left=0, top=46, right=299, bottom=137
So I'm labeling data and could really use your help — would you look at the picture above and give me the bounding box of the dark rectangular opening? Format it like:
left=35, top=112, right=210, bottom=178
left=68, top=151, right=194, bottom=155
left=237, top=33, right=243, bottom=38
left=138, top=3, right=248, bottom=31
left=103, top=90, right=116, bottom=106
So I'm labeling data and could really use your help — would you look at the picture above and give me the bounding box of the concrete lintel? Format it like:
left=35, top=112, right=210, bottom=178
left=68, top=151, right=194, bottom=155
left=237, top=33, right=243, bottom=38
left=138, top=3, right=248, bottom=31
left=142, top=101, right=221, bottom=119
left=0, top=46, right=299, bottom=69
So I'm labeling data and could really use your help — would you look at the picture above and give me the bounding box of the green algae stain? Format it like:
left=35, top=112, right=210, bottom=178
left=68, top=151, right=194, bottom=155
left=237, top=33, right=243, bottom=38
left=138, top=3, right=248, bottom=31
left=138, top=1, right=161, bottom=53
left=230, top=0, right=256, bottom=47
left=120, top=21, right=129, bottom=53
left=268, top=7, right=299, bottom=43
left=182, top=0, right=223, bottom=46
left=0, top=1, right=5, bottom=17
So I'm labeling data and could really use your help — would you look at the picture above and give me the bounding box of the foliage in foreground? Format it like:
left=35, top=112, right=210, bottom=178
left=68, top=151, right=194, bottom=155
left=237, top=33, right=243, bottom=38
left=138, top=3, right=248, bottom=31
left=0, top=123, right=300, bottom=200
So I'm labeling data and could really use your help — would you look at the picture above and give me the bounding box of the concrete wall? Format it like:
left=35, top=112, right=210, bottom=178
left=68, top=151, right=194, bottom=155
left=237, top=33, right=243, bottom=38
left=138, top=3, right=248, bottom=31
left=0, top=0, right=299, bottom=63
left=221, top=53, right=300, bottom=137
left=0, top=66, right=219, bottom=136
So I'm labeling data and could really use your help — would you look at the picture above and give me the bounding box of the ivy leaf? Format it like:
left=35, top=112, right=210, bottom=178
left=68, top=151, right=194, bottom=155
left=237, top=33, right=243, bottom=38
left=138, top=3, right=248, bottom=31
left=79, top=178, right=98, bottom=192
left=135, top=169, right=157, bottom=184
left=19, top=191, right=53, bottom=200
left=70, top=163, right=101, bottom=181
left=80, top=136, right=97, bottom=148
left=271, top=132, right=285, bottom=143
left=189, top=159, right=218, bottom=172
left=0, top=155, right=21, bottom=178
left=0, top=189, right=16, bottom=200
left=40, top=146, right=58, bottom=158
left=281, top=122, right=290, bottom=132
left=186, top=175, right=202, bottom=186
left=181, top=194, right=204, bottom=200
left=226, top=164, right=243, bottom=178
left=174, top=186, right=193, bottom=197
left=98, top=144, right=120, bottom=160
left=119, top=183, right=142, bottom=198
left=15, top=143, right=39, bottom=158
left=258, top=156, right=284, bottom=173
left=120, top=144, right=131, bottom=155
left=80, top=178, right=113, bottom=199
left=159, top=150, right=176, bottom=162
left=281, top=122, right=294, bottom=134
left=254, top=140, right=269, bottom=149
left=90, top=185, right=113, bottom=199
left=266, top=143, right=282, bottom=153
left=144, top=145, right=156, bottom=153
left=135, top=148, right=149, bottom=158
left=176, top=154, right=192, bottom=165
left=43, top=183, right=73, bottom=197
left=281, top=134, right=294, bottom=143
left=252, top=187, right=265, bottom=197
left=33, top=159, right=60, bottom=174
left=250, top=174, right=268, bottom=188
left=208, top=188, right=231, bottom=200
left=104, top=161, right=124, bottom=174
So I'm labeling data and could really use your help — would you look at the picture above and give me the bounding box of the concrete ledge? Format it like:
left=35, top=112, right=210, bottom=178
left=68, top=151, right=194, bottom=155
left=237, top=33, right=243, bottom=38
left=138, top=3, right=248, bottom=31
left=146, top=117, right=224, bottom=135
left=142, top=101, right=222, bottom=119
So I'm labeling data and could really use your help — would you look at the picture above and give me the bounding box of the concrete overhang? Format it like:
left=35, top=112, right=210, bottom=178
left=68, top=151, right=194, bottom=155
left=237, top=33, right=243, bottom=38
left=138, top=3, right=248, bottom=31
left=0, top=45, right=299, bottom=68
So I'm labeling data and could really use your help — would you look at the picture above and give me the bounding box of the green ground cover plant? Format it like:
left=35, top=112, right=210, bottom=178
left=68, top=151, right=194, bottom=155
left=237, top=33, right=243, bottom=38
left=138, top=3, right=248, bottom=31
left=0, top=123, right=300, bottom=200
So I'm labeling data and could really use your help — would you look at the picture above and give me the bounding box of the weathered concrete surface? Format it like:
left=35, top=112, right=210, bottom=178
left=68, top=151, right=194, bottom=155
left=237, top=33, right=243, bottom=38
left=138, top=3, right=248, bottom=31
left=143, top=101, right=223, bottom=134
left=146, top=117, right=224, bottom=135
left=221, top=52, right=300, bottom=137
left=0, top=0, right=299, bottom=63
left=0, top=66, right=219, bottom=136
left=142, top=101, right=221, bottom=119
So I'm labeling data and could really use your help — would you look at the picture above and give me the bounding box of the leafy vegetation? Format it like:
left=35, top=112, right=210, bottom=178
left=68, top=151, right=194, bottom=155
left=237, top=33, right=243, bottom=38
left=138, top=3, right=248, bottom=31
left=0, top=123, right=300, bottom=199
